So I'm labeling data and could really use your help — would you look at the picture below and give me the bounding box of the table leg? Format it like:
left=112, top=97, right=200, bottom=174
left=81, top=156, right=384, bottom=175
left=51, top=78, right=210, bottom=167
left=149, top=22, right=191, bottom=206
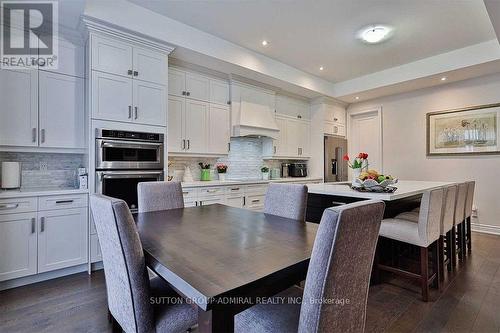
left=198, top=307, right=235, bottom=333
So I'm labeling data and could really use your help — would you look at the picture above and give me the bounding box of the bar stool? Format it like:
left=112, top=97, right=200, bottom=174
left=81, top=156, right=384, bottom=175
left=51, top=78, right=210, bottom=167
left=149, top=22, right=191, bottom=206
left=464, top=181, right=475, bottom=254
left=454, top=183, right=468, bottom=263
left=378, top=188, right=444, bottom=301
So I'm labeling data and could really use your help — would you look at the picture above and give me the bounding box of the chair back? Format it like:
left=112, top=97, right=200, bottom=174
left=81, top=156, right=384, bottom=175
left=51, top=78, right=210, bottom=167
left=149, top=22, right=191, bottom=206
left=464, top=181, right=475, bottom=219
left=298, top=200, right=385, bottom=333
left=137, top=181, right=184, bottom=213
left=90, top=194, right=154, bottom=333
left=455, top=183, right=468, bottom=225
left=417, top=188, right=444, bottom=245
left=441, top=185, right=457, bottom=234
left=264, top=183, right=308, bottom=221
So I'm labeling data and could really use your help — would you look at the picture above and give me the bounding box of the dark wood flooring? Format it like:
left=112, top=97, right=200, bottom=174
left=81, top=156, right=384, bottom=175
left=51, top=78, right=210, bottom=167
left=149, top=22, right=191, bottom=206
left=0, top=232, right=499, bottom=333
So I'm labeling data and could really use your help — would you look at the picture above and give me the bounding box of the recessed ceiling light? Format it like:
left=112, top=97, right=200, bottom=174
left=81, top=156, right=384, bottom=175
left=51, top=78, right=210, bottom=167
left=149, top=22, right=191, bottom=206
left=441, top=77, right=447, bottom=81
left=355, top=96, right=360, bottom=100
left=261, top=40, right=268, bottom=46
left=358, top=25, right=392, bottom=44
left=319, top=66, right=324, bottom=71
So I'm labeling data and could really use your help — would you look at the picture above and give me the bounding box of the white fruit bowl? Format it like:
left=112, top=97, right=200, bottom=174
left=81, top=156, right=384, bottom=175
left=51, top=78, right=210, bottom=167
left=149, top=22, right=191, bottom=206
left=351, top=178, right=398, bottom=192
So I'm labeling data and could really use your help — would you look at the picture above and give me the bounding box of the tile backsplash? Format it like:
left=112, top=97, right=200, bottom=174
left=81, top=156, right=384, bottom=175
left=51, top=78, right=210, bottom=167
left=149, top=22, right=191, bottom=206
left=0, top=152, right=85, bottom=189
left=169, top=137, right=302, bottom=181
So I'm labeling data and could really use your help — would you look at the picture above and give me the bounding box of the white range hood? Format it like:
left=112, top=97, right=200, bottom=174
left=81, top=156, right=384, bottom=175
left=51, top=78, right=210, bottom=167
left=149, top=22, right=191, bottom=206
left=231, top=81, right=279, bottom=139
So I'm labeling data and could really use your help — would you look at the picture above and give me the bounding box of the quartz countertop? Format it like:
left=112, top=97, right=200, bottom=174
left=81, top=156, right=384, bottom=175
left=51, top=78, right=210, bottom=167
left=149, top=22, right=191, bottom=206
left=0, top=187, right=89, bottom=199
left=181, top=177, right=322, bottom=188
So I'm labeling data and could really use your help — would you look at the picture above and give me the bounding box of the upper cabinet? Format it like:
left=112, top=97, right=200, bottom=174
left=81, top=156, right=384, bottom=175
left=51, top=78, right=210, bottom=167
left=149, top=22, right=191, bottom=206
left=168, top=67, right=229, bottom=105
left=263, top=114, right=311, bottom=159
left=276, top=94, right=310, bottom=120
left=88, top=32, right=171, bottom=126
left=323, top=103, right=346, bottom=137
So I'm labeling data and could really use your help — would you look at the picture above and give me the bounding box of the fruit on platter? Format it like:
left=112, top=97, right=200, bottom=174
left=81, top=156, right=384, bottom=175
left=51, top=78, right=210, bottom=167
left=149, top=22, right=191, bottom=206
left=358, top=170, right=394, bottom=183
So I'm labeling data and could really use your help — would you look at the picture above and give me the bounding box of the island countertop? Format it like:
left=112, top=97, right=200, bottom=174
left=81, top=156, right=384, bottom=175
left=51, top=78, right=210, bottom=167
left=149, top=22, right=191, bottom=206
left=307, top=180, right=455, bottom=201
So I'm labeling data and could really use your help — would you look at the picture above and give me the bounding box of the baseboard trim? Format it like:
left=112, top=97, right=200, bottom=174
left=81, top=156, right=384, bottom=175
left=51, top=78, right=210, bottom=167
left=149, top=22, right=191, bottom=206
left=471, top=222, right=500, bottom=236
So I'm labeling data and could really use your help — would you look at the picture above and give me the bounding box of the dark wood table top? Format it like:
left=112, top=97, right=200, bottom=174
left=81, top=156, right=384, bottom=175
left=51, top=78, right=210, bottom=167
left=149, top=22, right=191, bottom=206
left=134, top=204, right=318, bottom=311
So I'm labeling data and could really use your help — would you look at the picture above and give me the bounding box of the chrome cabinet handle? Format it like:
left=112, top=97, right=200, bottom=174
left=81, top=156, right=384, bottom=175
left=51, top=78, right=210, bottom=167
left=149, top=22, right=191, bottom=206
left=182, top=191, right=189, bottom=195
left=297, top=115, right=302, bottom=119
left=334, top=117, right=338, bottom=122
left=0, top=203, right=19, bottom=210
left=274, top=146, right=277, bottom=154
left=55, top=200, right=74, bottom=204
left=186, top=92, right=190, bottom=96
left=40, top=217, right=45, bottom=232
left=230, top=187, right=240, bottom=191
left=134, top=106, right=138, bottom=119
left=252, top=199, right=260, bottom=203
left=31, top=218, right=35, bottom=234
left=182, top=139, right=186, bottom=150
left=207, top=189, right=217, bottom=193
left=182, top=91, right=186, bottom=96
left=41, top=129, right=45, bottom=143
left=127, top=69, right=133, bottom=75
left=187, top=140, right=190, bottom=150
left=133, top=71, right=138, bottom=77
left=128, top=106, right=132, bottom=119
left=32, top=128, right=37, bottom=142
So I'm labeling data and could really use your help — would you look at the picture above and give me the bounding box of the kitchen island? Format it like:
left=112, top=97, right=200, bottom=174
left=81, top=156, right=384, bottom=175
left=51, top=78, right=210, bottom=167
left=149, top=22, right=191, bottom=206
left=306, top=180, right=455, bottom=223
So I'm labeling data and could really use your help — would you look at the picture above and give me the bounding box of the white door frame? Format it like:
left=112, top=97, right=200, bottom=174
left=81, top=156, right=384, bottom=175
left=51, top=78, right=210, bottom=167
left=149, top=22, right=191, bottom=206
left=347, top=106, right=383, bottom=174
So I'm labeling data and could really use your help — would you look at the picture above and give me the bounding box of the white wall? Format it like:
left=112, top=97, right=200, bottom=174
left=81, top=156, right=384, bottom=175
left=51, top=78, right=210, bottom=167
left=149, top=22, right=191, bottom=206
left=348, top=73, right=500, bottom=234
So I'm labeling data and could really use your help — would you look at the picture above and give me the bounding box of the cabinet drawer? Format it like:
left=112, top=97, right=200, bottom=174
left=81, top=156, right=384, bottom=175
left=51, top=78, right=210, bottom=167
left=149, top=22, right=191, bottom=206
left=246, top=194, right=265, bottom=210
left=182, top=188, right=198, bottom=200
left=199, top=187, right=225, bottom=197
left=38, top=194, right=88, bottom=211
left=225, top=185, right=244, bottom=195
left=245, top=185, right=268, bottom=195
left=325, top=122, right=345, bottom=137
left=0, top=197, right=37, bottom=215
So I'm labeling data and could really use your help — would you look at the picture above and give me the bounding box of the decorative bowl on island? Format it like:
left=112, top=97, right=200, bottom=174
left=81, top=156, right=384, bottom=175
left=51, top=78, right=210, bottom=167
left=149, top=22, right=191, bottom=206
left=351, top=170, right=398, bottom=193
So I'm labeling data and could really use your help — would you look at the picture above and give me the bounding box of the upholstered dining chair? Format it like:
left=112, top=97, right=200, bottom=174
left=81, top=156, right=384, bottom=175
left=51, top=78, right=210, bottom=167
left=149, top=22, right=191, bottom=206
left=464, top=181, right=475, bottom=254
left=454, top=183, right=468, bottom=262
left=90, top=194, right=197, bottom=333
left=235, top=200, right=385, bottom=333
left=137, top=181, right=184, bottom=213
left=264, top=183, right=308, bottom=221
left=378, top=188, right=444, bottom=301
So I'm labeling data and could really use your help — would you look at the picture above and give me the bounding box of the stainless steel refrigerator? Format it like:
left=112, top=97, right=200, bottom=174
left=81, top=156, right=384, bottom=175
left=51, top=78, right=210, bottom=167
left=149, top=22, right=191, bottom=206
left=324, top=136, right=348, bottom=182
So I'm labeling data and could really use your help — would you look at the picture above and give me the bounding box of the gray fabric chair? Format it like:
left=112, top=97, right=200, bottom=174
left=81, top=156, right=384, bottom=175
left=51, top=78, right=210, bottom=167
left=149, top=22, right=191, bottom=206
left=137, top=181, right=184, bottom=213
left=264, top=183, right=308, bottom=221
left=235, top=200, right=385, bottom=333
left=90, top=194, right=196, bottom=333
left=464, top=181, right=475, bottom=253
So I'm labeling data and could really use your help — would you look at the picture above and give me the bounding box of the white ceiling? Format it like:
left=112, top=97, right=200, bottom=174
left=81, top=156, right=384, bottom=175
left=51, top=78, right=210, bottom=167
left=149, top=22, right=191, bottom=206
left=128, top=0, right=496, bottom=83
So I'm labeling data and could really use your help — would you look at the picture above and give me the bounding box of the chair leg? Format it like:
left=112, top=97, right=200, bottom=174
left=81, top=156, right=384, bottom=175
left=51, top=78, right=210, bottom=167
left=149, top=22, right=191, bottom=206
left=450, top=227, right=457, bottom=268
left=445, top=230, right=453, bottom=272
left=372, top=244, right=381, bottom=285
left=107, top=309, right=112, bottom=323
left=108, top=311, right=122, bottom=333
left=466, top=216, right=472, bottom=253
left=420, top=246, right=429, bottom=302
left=457, top=223, right=464, bottom=261
left=438, top=236, right=445, bottom=282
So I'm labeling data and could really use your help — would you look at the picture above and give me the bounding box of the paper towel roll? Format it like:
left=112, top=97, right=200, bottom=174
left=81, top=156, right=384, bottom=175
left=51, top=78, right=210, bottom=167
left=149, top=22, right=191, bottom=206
left=1, top=162, right=21, bottom=189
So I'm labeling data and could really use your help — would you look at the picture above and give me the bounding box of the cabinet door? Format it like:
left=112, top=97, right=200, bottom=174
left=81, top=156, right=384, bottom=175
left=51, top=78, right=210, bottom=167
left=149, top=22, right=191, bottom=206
left=91, top=35, right=133, bottom=77
left=286, top=119, right=301, bottom=157
left=39, top=72, right=85, bottom=148
left=210, top=79, right=229, bottom=105
left=133, top=46, right=168, bottom=84
left=168, top=96, right=185, bottom=153
left=0, top=69, right=38, bottom=146
left=245, top=194, right=265, bottom=211
left=0, top=213, right=37, bottom=281
left=208, top=104, right=230, bottom=154
left=184, top=99, right=208, bottom=153
left=199, top=197, right=224, bottom=206
left=38, top=208, right=88, bottom=273
left=274, top=117, right=288, bottom=156
left=133, top=80, right=167, bottom=126
left=40, top=36, right=84, bottom=78
left=297, top=121, right=311, bottom=157
left=92, top=71, right=133, bottom=123
left=168, top=68, right=186, bottom=97
left=185, top=73, right=209, bottom=101
left=225, top=196, right=244, bottom=208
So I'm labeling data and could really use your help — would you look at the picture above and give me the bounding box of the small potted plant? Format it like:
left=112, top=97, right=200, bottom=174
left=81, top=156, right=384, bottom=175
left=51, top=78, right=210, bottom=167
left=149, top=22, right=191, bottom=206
left=261, top=166, right=270, bottom=180
left=216, top=163, right=228, bottom=181
left=343, top=152, right=368, bottom=179
left=198, top=162, right=211, bottom=181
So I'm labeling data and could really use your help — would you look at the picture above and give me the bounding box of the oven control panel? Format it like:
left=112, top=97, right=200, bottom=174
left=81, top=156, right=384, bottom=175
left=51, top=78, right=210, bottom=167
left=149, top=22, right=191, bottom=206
left=97, top=129, right=163, bottom=142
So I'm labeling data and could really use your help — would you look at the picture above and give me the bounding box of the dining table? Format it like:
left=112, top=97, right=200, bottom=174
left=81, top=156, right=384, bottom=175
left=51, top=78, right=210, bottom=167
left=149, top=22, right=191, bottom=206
left=134, top=204, right=319, bottom=333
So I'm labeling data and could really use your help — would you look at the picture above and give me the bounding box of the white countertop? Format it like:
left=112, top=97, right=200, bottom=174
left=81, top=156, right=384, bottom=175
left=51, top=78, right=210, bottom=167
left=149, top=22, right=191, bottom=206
left=181, top=177, right=322, bottom=188
left=307, top=180, right=455, bottom=201
left=0, top=187, right=89, bottom=199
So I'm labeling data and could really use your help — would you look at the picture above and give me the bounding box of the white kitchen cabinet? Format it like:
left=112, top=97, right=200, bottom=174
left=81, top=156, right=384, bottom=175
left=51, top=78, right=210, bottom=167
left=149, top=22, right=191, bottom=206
left=245, top=194, right=265, bottom=211
left=324, top=104, right=346, bottom=125
left=186, top=73, right=210, bottom=101
left=168, top=68, right=186, bottom=97
left=325, top=121, right=346, bottom=137
left=133, top=80, right=167, bottom=126
left=185, top=99, right=208, bottom=153
left=297, top=120, right=311, bottom=157
left=40, top=36, right=84, bottom=78
left=91, top=35, right=133, bottom=78
left=263, top=115, right=310, bottom=159
left=276, top=94, right=310, bottom=120
left=225, top=195, right=244, bottom=208
left=168, top=96, right=185, bottom=153
left=0, top=69, right=38, bottom=147
left=208, top=104, right=230, bottom=154
left=133, top=46, right=168, bottom=84
left=210, top=79, right=229, bottom=105
left=37, top=207, right=88, bottom=273
left=199, top=197, right=224, bottom=206
left=92, top=71, right=133, bottom=123
left=39, top=72, right=85, bottom=149
left=274, top=117, right=287, bottom=156
left=0, top=212, right=37, bottom=281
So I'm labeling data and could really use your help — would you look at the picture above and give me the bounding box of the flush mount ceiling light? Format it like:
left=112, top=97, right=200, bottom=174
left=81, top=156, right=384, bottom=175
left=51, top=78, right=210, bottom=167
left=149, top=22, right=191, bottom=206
left=261, top=40, right=268, bottom=46
left=441, top=77, right=447, bottom=81
left=355, top=96, right=360, bottom=100
left=319, top=66, right=324, bottom=71
left=358, top=25, right=392, bottom=44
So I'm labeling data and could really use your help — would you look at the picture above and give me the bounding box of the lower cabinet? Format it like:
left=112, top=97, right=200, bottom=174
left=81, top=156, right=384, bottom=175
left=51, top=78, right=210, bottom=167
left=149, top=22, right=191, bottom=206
left=225, top=195, right=245, bottom=208
left=37, top=208, right=88, bottom=273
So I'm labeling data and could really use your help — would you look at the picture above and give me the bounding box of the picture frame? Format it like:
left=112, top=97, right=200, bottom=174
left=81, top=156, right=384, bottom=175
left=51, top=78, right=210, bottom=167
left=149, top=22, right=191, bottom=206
left=426, top=103, right=500, bottom=156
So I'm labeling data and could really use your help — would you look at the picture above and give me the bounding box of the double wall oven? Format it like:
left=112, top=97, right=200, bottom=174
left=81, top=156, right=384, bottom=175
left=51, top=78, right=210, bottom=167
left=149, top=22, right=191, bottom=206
left=95, top=129, right=164, bottom=211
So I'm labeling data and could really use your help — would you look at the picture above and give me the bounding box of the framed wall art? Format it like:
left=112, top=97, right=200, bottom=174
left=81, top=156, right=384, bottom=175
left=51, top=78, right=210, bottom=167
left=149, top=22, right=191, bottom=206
left=426, top=103, right=500, bottom=156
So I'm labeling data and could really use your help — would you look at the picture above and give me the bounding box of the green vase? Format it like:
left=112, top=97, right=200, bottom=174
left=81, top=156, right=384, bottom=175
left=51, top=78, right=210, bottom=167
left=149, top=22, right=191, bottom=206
left=201, top=169, right=211, bottom=181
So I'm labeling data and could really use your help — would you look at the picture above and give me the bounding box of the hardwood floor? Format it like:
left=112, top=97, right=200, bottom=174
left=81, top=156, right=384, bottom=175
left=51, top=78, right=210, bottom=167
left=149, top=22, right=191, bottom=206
left=0, top=232, right=499, bottom=333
